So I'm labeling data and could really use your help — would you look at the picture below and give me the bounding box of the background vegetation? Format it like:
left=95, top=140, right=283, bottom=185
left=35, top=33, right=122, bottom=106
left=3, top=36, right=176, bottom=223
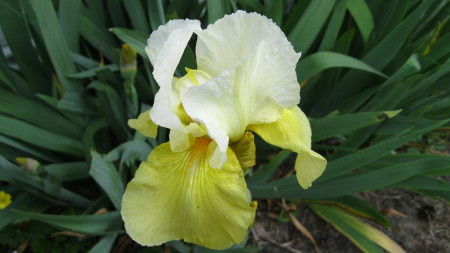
left=0, top=0, right=449, bottom=252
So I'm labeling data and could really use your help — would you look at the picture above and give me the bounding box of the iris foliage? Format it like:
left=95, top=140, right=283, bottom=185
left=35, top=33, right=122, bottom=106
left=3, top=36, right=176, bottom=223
left=0, top=0, right=449, bottom=252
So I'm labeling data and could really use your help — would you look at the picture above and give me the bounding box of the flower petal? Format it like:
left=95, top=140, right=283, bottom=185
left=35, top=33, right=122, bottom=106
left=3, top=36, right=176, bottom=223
left=247, top=107, right=327, bottom=189
left=196, top=10, right=300, bottom=77
left=230, top=132, right=256, bottom=171
left=183, top=41, right=300, bottom=157
left=146, top=20, right=201, bottom=129
left=168, top=129, right=196, bottom=153
left=121, top=138, right=257, bottom=250
left=128, top=110, right=158, bottom=138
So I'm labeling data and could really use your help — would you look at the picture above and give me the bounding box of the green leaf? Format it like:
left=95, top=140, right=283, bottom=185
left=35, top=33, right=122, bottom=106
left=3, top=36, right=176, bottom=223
left=250, top=119, right=450, bottom=199
left=58, top=0, right=82, bottom=53
left=104, top=140, right=152, bottom=170
left=287, top=0, right=335, bottom=53
left=310, top=204, right=405, bottom=253
left=247, top=150, right=292, bottom=186
left=320, top=0, right=433, bottom=113
left=33, top=0, right=82, bottom=93
left=236, top=0, right=264, bottom=13
left=0, top=91, right=81, bottom=138
left=67, top=64, right=119, bottom=79
left=298, top=51, right=388, bottom=82
left=0, top=115, right=84, bottom=157
left=376, top=1, right=408, bottom=39
left=83, top=118, right=109, bottom=158
left=80, top=15, right=116, bottom=62
left=318, top=0, right=347, bottom=51
left=361, top=0, right=432, bottom=70
left=390, top=175, right=450, bottom=192
left=0, top=135, right=60, bottom=162
left=90, top=151, right=125, bottom=210
left=207, top=0, right=230, bottom=24
left=310, top=110, right=401, bottom=142
left=319, top=119, right=449, bottom=181
left=412, top=189, right=450, bottom=202
left=310, top=157, right=450, bottom=199
left=86, top=234, right=118, bottom=253
left=0, top=192, right=51, bottom=230
left=57, top=92, right=95, bottom=115
left=312, top=196, right=390, bottom=228
left=44, top=162, right=90, bottom=181
left=0, top=156, right=90, bottom=207
left=148, top=0, right=166, bottom=31
left=0, top=0, right=50, bottom=94
left=123, top=0, right=149, bottom=33
left=88, top=81, right=128, bottom=140
left=265, top=0, right=284, bottom=26
left=346, top=0, right=374, bottom=43
left=13, top=210, right=122, bottom=235
left=106, top=0, right=126, bottom=27
left=110, top=28, right=147, bottom=58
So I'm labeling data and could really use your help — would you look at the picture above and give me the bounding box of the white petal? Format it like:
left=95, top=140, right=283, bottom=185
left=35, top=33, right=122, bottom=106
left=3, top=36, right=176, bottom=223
left=146, top=20, right=201, bottom=129
left=150, top=77, right=184, bottom=129
left=183, top=41, right=300, bottom=155
left=196, top=10, right=300, bottom=77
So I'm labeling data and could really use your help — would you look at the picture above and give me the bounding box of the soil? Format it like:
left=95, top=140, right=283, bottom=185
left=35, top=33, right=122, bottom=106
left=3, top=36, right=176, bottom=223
left=248, top=189, right=450, bottom=253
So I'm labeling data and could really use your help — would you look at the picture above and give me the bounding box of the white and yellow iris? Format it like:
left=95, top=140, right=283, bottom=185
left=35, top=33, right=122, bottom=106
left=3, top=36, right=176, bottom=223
left=122, top=11, right=327, bottom=249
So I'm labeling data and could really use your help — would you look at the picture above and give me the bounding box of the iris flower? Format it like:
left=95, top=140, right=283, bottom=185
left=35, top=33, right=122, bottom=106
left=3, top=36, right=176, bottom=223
left=122, top=11, right=327, bottom=250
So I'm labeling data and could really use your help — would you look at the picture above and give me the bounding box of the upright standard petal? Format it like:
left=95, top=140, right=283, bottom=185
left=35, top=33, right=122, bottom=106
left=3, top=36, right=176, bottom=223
left=183, top=41, right=300, bottom=160
left=196, top=10, right=300, bottom=77
left=121, top=138, right=256, bottom=250
left=146, top=20, right=201, bottom=130
left=247, top=107, right=327, bottom=189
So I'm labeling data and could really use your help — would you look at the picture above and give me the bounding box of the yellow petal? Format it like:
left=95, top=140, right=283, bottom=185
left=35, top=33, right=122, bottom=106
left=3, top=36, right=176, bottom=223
left=121, top=138, right=257, bottom=249
left=230, top=131, right=256, bottom=171
left=0, top=191, right=12, bottom=210
left=295, top=149, right=327, bottom=189
left=186, top=122, right=207, bottom=137
left=128, top=110, right=158, bottom=138
left=169, top=129, right=196, bottom=153
left=247, top=107, right=327, bottom=189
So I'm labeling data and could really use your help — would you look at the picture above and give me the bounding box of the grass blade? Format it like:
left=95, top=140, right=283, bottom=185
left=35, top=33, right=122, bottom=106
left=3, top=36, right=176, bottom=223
left=310, top=204, right=405, bottom=253
left=13, top=210, right=122, bottom=235
left=0, top=115, right=84, bottom=157
left=33, top=0, right=82, bottom=93
left=207, top=0, right=230, bottom=24
left=124, top=0, right=150, bottom=33
left=287, top=0, right=335, bottom=53
left=148, top=0, right=166, bottom=30
left=298, top=51, right=387, bottom=82
left=90, top=151, right=125, bottom=210
left=346, top=0, right=374, bottom=43
left=58, top=0, right=81, bottom=53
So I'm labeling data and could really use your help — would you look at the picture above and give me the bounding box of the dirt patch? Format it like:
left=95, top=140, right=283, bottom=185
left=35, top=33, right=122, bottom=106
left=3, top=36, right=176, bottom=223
left=248, top=189, right=450, bottom=252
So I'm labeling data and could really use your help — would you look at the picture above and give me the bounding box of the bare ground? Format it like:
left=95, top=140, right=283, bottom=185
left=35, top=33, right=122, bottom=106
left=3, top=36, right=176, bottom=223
left=248, top=189, right=450, bottom=253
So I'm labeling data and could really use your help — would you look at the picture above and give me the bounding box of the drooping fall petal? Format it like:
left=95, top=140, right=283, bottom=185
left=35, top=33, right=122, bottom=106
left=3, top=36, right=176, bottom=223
left=121, top=138, right=256, bottom=249
left=247, top=107, right=326, bottom=188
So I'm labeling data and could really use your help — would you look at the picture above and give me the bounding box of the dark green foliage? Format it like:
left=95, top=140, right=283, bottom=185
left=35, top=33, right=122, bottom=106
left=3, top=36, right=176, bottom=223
left=0, top=0, right=449, bottom=252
